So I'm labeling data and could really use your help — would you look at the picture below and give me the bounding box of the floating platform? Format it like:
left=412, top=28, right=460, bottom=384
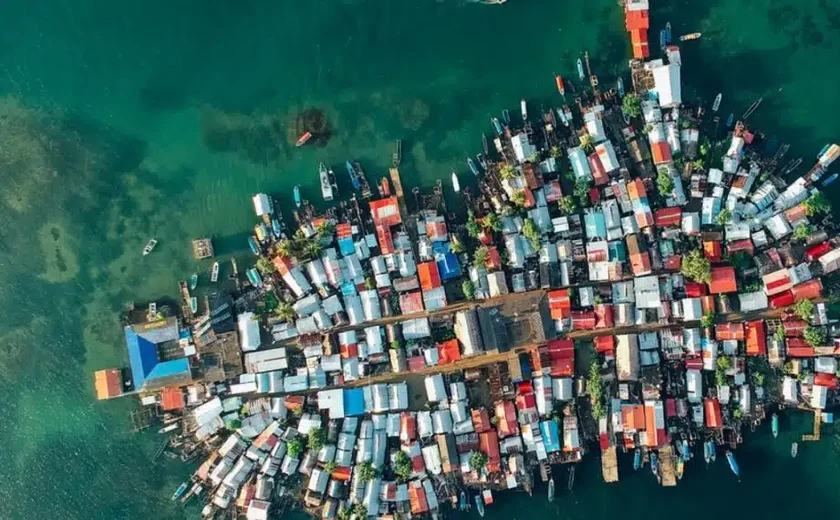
left=192, top=238, right=214, bottom=259
left=601, top=445, right=619, bottom=483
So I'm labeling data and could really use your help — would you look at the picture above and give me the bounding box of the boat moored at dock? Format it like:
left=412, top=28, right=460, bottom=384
left=491, top=117, right=504, bottom=136
left=633, top=448, right=641, bottom=470
left=555, top=74, right=566, bottom=96
left=319, top=163, right=334, bottom=202
left=726, top=451, right=740, bottom=479
left=468, top=157, right=480, bottom=176
left=617, top=77, right=624, bottom=96
left=520, top=99, right=528, bottom=121
left=548, top=477, right=555, bottom=502
left=712, top=93, right=722, bottom=112
left=772, top=413, right=779, bottom=438
left=189, top=273, right=198, bottom=290
left=247, top=236, right=260, bottom=255
left=171, top=482, right=189, bottom=501
left=475, top=494, right=485, bottom=517
left=451, top=172, right=461, bottom=193
left=577, top=58, right=585, bottom=80
left=210, top=261, right=219, bottom=283
left=293, top=185, right=302, bottom=208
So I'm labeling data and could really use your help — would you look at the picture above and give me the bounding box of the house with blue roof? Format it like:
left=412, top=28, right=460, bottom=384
left=125, top=317, right=192, bottom=391
left=540, top=419, right=561, bottom=453
left=436, top=250, right=462, bottom=281
left=584, top=210, right=607, bottom=240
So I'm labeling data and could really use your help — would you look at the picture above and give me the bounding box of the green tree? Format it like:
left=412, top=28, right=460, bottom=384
left=804, top=192, right=831, bottom=217
left=725, top=251, right=752, bottom=272
left=574, top=178, right=591, bottom=206
left=681, top=250, right=712, bottom=283
left=357, top=462, right=375, bottom=483
left=701, top=311, right=715, bottom=328
left=317, top=221, right=336, bottom=239
left=449, top=235, right=466, bottom=254
left=393, top=451, right=412, bottom=482
left=804, top=325, right=826, bottom=347
left=462, top=280, right=476, bottom=300
left=522, top=218, right=541, bottom=251
left=364, top=276, right=376, bottom=290
left=287, top=438, right=303, bottom=458
left=473, top=246, right=490, bottom=269
left=586, top=362, right=606, bottom=420
left=794, top=299, right=815, bottom=321
left=656, top=167, right=673, bottom=197
left=276, top=238, right=294, bottom=258
left=692, top=159, right=705, bottom=171
left=308, top=427, right=326, bottom=452
left=621, top=93, right=642, bottom=118
left=792, top=223, right=812, bottom=241
left=550, top=145, right=563, bottom=159
left=275, top=301, right=296, bottom=323
left=469, top=451, right=488, bottom=472
left=324, top=461, right=338, bottom=475
left=499, top=163, right=517, bottom=180
left=256, top=257, right=276, bottom=275
left=557, top=196, right=578, bottom=216
left=774, top=326, right=786, bottom=342
left=733, top=408, right=743, bottom=421
left=351, top=503, right=368, bottom=519
left=482, top=211, right=503, bottom=232
left=466, top=210, right=481, bottom=238
left=510, top=190, right=527, bottom=207
left=716, top=208, right=731, bottom=226
left=303, top=241, right=323, bottom=260
left=390, top=339, right=401, bottom=350
left=579, top=133, right=595, bottom=152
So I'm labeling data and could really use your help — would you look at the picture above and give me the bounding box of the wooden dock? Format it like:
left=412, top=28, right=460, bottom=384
left=802, top=409, right=822, bottom=442
left=659, top=445, right=677, bottom=487
left=601, top=445, right=619, bottom=483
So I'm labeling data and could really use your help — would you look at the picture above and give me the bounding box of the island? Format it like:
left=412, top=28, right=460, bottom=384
left=93, top=0, right=840, bottom=517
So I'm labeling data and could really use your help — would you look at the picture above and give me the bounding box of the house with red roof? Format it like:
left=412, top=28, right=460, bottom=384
left=705, top=398, right=723, bottom=429
left=472, top=408, right=492, bottom=433
left=495, top=401, right=519, bottom=438
left=715, top=323, right=745, bottom=341
left=437, top=339, right=461, bottom=365
left=417, top=261, right=442, bottom=291
left=547, top=289, right=572, bottom=320
left=651, top=141, right=672, bottom=165
left=745, top=320, right=766, bottom=356
left=654, top=207, right=682, bottom=228
left=478, top=430, right=502, bottom=473
left=546, top=339, right=575, bottom=377
left=709, top=266, right=737, bottom=294
left=369, top=197, right=401, bottom=227
left=703, top=240, right=722, bottom=263
left=624, top=1, right=650, bottom=59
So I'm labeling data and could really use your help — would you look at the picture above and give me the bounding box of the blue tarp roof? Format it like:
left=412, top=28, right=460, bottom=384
left=608, top=240, right=627, bottom=262
left=126, top=326, right=190, bottom=390
left=338, top=237, right=355, bottom=256
left=584, top=212, right=607, bottom=239
left=341, top=281, right=358, bottom=297
left=343, top=388, right=366, bottom=417
left=540, top=420, right=561, bottom=452
left=436, top=251, right=462, bottom=281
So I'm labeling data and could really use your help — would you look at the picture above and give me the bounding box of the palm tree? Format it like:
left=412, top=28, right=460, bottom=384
left=303, top=241, right=322, bottom=260
left=549, top=146, right=563, bottom=159
left=276, top=239, right=294, bottom=258
left=316, top=221, right=336, bottom=239
left=579, top=133, right=595, bottom=152
left=510, top=190, right=526, bottom=207
left=275, top=302, right=296, bottom=322
left=482, top=212, right=502, bottom=232
left=499, top=163, right=517, bottom=180
left=256, top=257, right=276, bottom=274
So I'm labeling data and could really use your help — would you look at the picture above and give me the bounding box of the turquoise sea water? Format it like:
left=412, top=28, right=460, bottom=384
left=0, top=0, right=839, bottom=518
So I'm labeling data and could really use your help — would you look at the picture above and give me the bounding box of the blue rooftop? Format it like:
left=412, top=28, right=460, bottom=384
left=125, top=325, right=190, bottom=390
left=540, top=419, right=561, bottom=453
left=343, top=388, right=366, bottom=417
left=338, top=237, right=355, bottom=257
left=436, top=251, right=462, bottom=281
left=584, top=212, right=607, bottom=239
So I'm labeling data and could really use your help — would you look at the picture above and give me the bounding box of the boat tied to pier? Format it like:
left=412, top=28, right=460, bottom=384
left=189, top=273, right=198, bottom=290
left=210, top=261, right=219, bottom=283
left=319, top=163, right=334, bottom=202
left=772, top=413, right=779, bottom=438
left=491, top=117, right=504, bottom=136
left=247, top=235, right=260, bottom=255
left=468, top=157, right=480, bottom=176
left=548, top=477, right=555, bottom=502
left=171, top=482, right=189, bottom=502
left=142, top=239, right=157, bottom=256
left=189, top=296, right=198, bottom=314
left=502, top=109, right=511, bottom=125
left=555, top=74, right=566, bottom=97
left=617, top=77, right=625, bottom=97
left=392, top=139, right=402, bottom=168
left=520, top=99, right=528, bottom=121
left=451, top=172, right=460, bottom=193
left=726, top=451, right=740, bottom=480
left=712, top=93, right=722, bottom=112
left=576, top=58, right=585, bottom=81
left=293, top=185, right=302, bottom=208
left=474, top=494, right=485, bottom=517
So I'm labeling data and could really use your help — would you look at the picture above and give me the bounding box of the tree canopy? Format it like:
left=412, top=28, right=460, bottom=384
left=804, top=325, right=826, bottom=347
left=473, top=245, right=490, bottom=269
left=393, top=451, right=412, bottom=482
left=557, top=196, right=578, bottom=216
left=499, top=163, right=517, bottom=180
left=621, top=93, right=642, bottom=118
left=307, top=427, right=326, bottom=452
left=656, top=167, right=673, bottom=197
left=287, top=438, right=303, bottom=458
left=792, top=223, right=812, bottom=241
left=482, top=211, right=502, bottom=232
left=716, top=208, right=731, bottom=226
left=804, top=192, right=831, bottom=217
left=522, top=218, right=541, bottom=251
left=466, top=210, right=481, bottom=238
left=681, top=250, right=712, bottom=283
left=510, top=190, right=527, bottom=207
left=469, top=451, right=488, bottom=472
left=794, top=299, right=815, bottom=321
left=357, top=461, right=376, bottom=482
left=462, top=280, right=476, bottom=300
left=579, top=133, right=595, bottom=152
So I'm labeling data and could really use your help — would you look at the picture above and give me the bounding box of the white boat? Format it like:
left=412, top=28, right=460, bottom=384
left=547, top=477, right=555, bottom=502
left=210, top=261, right=219, bottom=283
left=319, top=162, right=334, bottom=201
left=791, top=442, right=798, bottom=458
left=520, top=99, right=528, bottom=121
left=712, top=93, right=722, bottom=112
left=451, top=172, right=461, bottom=193
left=142, top=239, right=158, bottom=256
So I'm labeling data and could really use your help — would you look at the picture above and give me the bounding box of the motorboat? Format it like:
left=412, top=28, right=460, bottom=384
left=712, top=93, right=722, bottom=112
left=189, top=273, right=198, bottom=290
left=555, top=74, right=565, bottom=96
left=142, top=239, right=158, bottom=256
left=210, top=261, right=219, bottom=283
left=295, top=131, right=312, bottom=147
left=451, top=172, right=461, bottom=193
left=294, top=185, right=302, bottom=208
left=679, top=32, right=702, bottom=41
